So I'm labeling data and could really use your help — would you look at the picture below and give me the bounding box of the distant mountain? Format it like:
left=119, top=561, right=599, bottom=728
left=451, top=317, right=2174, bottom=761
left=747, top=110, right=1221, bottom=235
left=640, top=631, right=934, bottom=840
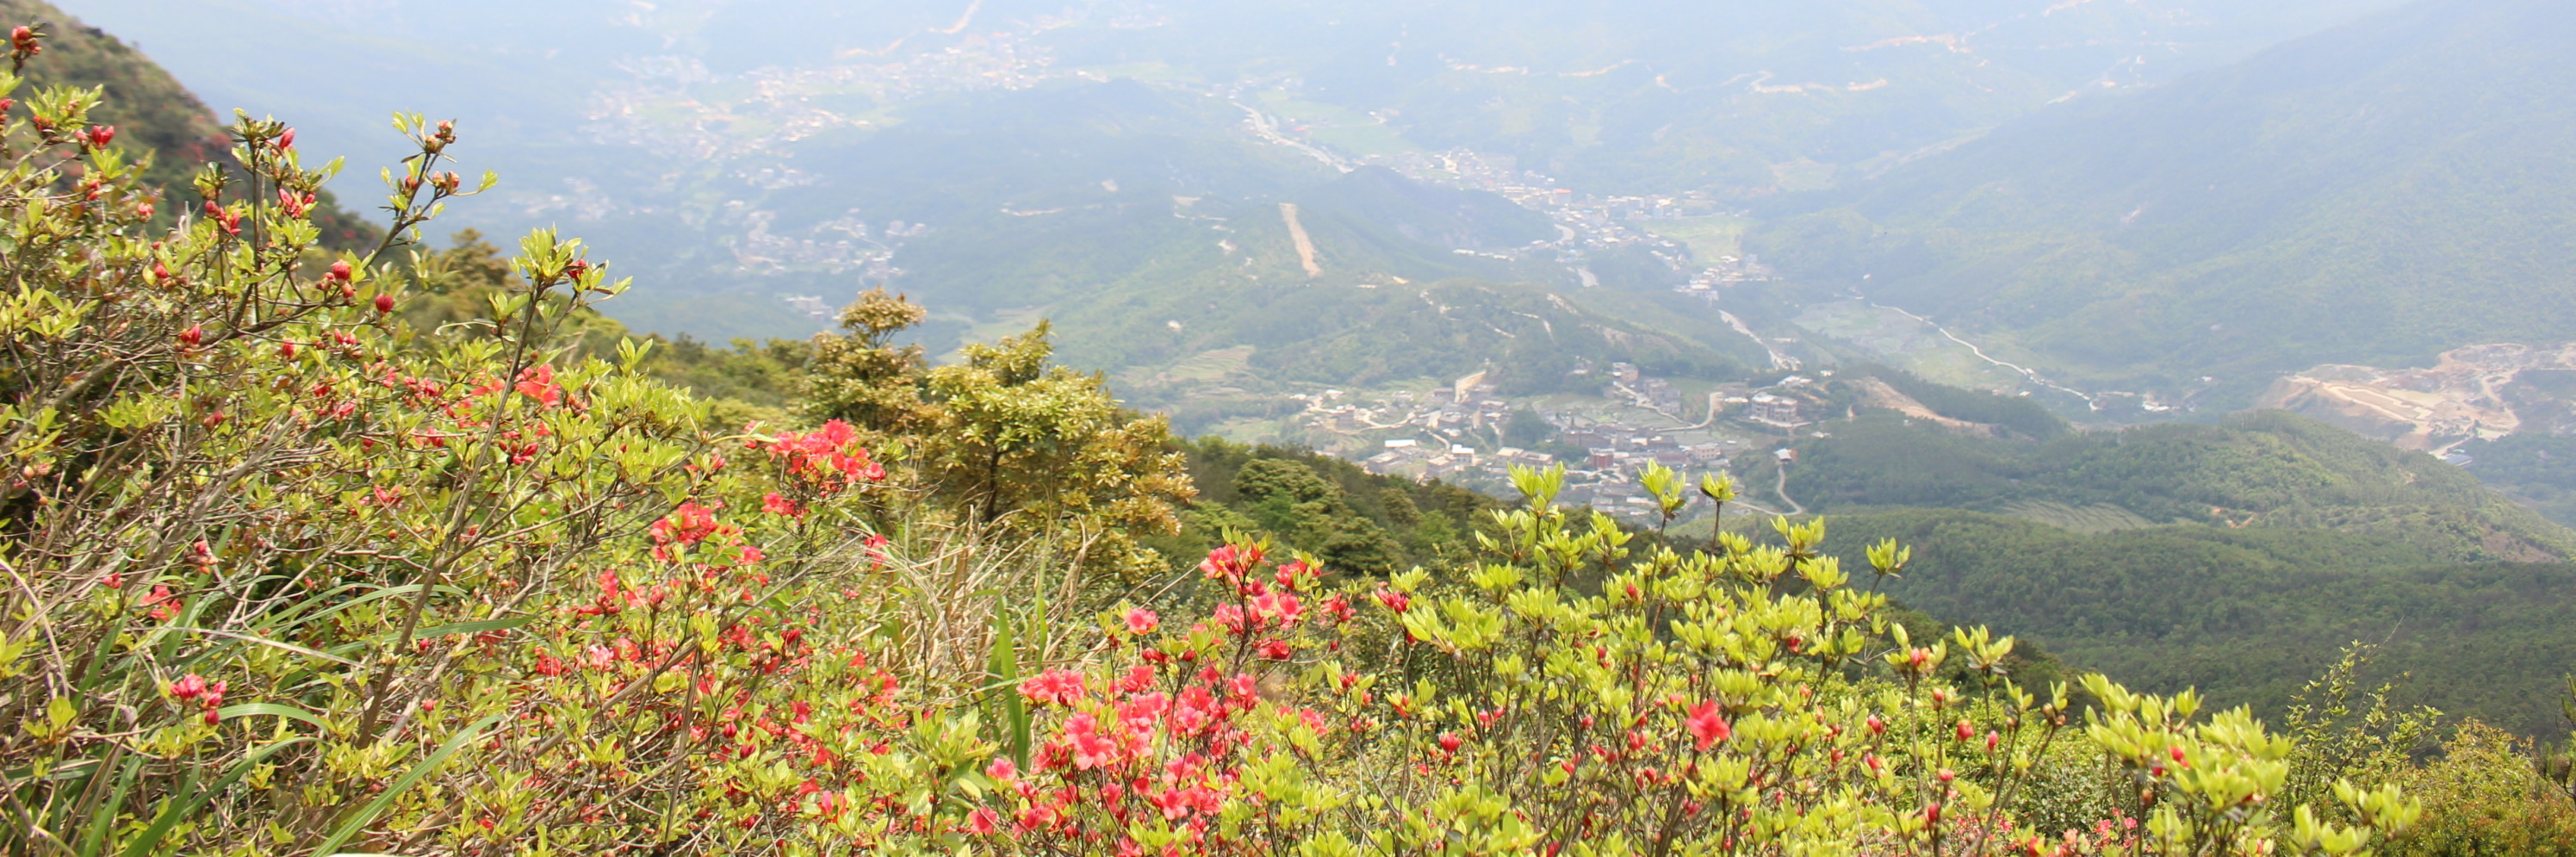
left=1752, top=0, right=2576, bottom=406
left=1030, top=0, right=2407, bottom=196
left=63, top=0, right=2412, bottom=347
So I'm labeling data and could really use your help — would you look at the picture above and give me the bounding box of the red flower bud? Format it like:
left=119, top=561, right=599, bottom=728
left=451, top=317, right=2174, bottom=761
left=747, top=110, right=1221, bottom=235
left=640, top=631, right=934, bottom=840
left=375, top=293, right=395, bottom=314
left=83, top=126, right=115, bottom=149
left=171, top=674, right=207, bottom=699
left=278, top=127, right=296, bottom=150
left=1955, top=719, right=1973, bottom=742
left=177, top=325, right=203, bottom=346
left=277, top=342, right=297, bottom=359
left=328, top=259, right=352, bottom=282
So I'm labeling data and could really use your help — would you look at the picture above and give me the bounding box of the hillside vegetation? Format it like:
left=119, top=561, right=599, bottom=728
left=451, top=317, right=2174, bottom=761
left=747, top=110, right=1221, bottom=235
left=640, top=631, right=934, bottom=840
left=1788, top=409, right=2576, bottom=564
left=0, top=0, right=219, bottom=188
left=1821, top=509, right=2576, bottom=737
left=1750, top=383, right=2576, bottom=736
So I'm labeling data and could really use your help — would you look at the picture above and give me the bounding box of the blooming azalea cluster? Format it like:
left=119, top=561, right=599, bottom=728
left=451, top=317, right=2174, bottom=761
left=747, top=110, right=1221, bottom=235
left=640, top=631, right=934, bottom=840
left=756, top=419, right=885, bottom=496
left=167, top=674, right=227, bottom=725
left=986, top=550, right=1325, bottom=854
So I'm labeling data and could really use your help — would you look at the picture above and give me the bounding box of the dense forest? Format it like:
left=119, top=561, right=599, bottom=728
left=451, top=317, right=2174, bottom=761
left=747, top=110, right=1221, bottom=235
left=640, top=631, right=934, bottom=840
left=1785, top=409, right=2575, bottom=563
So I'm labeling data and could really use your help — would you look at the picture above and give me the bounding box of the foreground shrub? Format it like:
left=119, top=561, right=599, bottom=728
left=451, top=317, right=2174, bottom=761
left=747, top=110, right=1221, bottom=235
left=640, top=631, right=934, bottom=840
left=2389, top=721, right=2576, bottom=856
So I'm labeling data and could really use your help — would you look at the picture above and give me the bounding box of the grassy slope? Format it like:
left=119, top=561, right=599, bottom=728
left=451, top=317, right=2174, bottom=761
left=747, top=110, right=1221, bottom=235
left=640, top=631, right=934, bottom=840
left=2, top=0, right=223, bottom=189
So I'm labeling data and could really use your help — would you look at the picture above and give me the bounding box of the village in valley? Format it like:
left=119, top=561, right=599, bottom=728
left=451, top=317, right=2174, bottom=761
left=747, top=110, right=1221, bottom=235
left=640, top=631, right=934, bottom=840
left=1278, top=362, right=1834, bottom=521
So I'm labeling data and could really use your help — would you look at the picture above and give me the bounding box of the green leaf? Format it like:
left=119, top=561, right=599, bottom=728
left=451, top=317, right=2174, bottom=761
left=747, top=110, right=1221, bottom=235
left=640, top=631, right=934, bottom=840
left=213, top=703, right=327, bottom=731
left=984, top=615, right=1028, bottom=767
left=407, top=616, right=532, bottom=641
left=122, top=737, right=312, bottom=857
left=77, top=755, right=141, bottom=857
left=311, top=711, right=506, bottom=857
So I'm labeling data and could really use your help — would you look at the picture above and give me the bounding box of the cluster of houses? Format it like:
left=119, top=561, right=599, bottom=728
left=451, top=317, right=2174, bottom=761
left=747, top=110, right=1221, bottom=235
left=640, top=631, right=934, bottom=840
left=1362, top=441, right=1559, bottom=482
left=1300, top=363, right=1839, bottom=520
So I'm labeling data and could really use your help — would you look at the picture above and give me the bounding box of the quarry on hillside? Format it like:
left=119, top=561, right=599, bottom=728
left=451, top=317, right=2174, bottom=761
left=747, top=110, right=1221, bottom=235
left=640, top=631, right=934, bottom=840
left=2260, top=343, right=2576, bottom=451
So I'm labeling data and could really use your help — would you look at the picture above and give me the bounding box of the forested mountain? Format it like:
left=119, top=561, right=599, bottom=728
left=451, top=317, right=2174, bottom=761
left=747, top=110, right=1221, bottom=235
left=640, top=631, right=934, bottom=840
left=1822, top=511, right=2576, bottom=737
left=1723, top=374, right=2576, bottom=734
left=1785, top=409, right=2576, bottom=563
left=1752, top=0, right=2576, bottom=405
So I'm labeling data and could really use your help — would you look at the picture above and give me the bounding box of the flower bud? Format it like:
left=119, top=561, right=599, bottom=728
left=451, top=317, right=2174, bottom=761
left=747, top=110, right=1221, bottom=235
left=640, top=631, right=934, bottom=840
left=278, top=127, right=295, bottom=150
left=328, top=259, right=352, bottom=282
left=177, top=325, right=203, bottom=346
left=375, top=293, right=395, bottom=314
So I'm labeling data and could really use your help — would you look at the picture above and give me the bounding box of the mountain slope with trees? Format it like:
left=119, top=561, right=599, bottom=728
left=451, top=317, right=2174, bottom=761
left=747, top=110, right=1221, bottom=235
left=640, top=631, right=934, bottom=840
left=1752, top=0, right=2576, bottom=404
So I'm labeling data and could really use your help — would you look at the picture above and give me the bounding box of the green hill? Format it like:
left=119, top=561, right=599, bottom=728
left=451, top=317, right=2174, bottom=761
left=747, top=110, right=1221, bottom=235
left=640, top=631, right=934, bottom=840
left=0, top=0, right=220, bottom=189
left=1785, top=408, right=2576, bottom=563
left=1752, top=0, right=2576, bottom=405
left=1820, top=508, right=2576, bottom=737
left=0, top=0, right=374, bottom=245
left=1727, top=388, right=2576, bottom=735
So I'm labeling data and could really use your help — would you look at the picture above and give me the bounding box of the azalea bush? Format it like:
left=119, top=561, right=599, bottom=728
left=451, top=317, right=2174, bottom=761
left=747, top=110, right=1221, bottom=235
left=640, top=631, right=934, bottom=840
left=0, top=26, right=934, bottom=854
left=0, top=21, right=2434, bottom=857
left=928, top=466, right=2421, bottom=857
